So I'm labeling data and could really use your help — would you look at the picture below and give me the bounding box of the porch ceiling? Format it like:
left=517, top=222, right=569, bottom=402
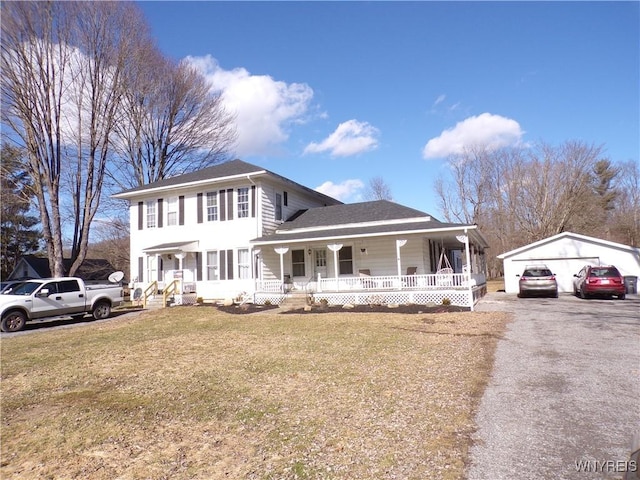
left=143, top=241, right=199, bottom=254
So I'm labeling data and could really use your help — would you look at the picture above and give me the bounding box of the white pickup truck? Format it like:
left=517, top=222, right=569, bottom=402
left=0, top=277, right=123, bottom=332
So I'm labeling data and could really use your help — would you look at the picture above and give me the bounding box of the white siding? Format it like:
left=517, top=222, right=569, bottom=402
left=127, top=173, right=339, bottom=300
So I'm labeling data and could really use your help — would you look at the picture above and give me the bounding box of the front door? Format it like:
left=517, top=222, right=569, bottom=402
left=314, top=249, right=327, bottom=278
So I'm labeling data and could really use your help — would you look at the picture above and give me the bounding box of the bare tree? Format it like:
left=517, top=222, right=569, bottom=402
left=364, top=176, right=393, bottom=201
left=434, top=146, right=494, bottom=223
left=1, top=1, right=151, bottom=277
left=109, top=52, right=237, bottom=189
left=610, top=160, right=640, bottom=246
left=433, top=140, right=609, bottom=277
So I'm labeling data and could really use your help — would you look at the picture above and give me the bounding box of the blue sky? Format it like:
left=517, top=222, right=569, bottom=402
left=139, top=1, right=639, bottom=218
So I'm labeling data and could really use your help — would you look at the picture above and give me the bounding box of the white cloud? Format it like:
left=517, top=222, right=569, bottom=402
left=186, top=55, right=314, bottom=157
left=303, top=120, right=379, bottom=157
left=422, top=113, right=524, bottom=159
left=315, top=179, right=365, bottom=202
left=433, top=94, right=446, bottom=106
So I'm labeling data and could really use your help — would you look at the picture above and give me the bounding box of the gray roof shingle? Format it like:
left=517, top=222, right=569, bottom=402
left=252, top=200, right=475, bottom=244
left=114, top=159, right=341, bottom=206
left=278, top=200, right=432, bottom=230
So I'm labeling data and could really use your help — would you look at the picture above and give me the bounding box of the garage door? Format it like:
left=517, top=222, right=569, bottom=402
left=512, top=257, right=600, bottom=293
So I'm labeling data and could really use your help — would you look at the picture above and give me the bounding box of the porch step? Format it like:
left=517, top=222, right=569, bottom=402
left=145, top=297, right=165, bottom=310
left=279, top=291, right=310, bottom=311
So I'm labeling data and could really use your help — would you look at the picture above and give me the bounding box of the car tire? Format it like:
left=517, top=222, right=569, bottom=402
left=618, top=293, right=626, bottom=300
left=92, top=301, right=111, bottom=320
left=579, top=288, right=588, bottom=299
left=1, top=310, right=27, bottom=332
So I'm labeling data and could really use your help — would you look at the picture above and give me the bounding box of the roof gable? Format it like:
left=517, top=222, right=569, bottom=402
left=114, top=159, right=266, bottom=196
left=497, top=232, right=639, bottom=259
left=113, top=159, right=341, bottom=205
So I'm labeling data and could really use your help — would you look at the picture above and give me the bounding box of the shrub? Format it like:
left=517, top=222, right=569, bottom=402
left=264, top=299, right=272, bottom=306
left=441, top=297, right=452, bottom=306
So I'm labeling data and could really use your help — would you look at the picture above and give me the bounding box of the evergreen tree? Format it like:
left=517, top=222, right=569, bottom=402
left=0, top=145, right=42, bottom=279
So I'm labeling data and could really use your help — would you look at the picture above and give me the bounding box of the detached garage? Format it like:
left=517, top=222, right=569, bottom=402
left=498, top=232, right=640, bottom=294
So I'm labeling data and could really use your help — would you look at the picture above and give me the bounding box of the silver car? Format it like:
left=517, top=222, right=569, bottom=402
left=517, top=265, right=558, bottom=298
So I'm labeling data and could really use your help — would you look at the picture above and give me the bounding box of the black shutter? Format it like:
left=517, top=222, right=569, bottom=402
left=196, top=252, right=202, bottom=281
left=157, top=199, right=163, bottom=228
left=178, top=196, right=185, bottom=225
left=197, top=193, right=203, bottom=223
left=251, top=185, right=256, bottom=217
left=220, top=190, right=226, bottom=221
left=138, top=202, right=144, bottom=230
left=219, top=250, right=226, bottom=279
left=284, top=191, right=288, bottom=206
left=226, top=249, right=234, bottom=279
left=227, top=190, right=233, bottom=220
left=138, top=257, right=144, bottom=282
left=158, top=257, right=163, bottom=281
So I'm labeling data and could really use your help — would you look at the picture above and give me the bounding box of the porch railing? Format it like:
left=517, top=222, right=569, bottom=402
left=142, top=281, right=158, bottom=308
left=255, top=273, right=481, bottom=293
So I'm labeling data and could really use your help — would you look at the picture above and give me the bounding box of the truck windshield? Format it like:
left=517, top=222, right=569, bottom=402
left=6, top=282, right=41, bottom=296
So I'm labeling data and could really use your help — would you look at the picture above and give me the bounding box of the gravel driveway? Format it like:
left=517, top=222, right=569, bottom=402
left=467, top=292, right=640, bottom=480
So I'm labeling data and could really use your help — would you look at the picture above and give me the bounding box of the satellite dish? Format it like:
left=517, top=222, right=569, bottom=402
left=108, top=271, right=125, bottom=283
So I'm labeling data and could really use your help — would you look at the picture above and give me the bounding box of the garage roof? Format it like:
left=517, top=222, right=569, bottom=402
left=497, top=232, right=639, bottom=259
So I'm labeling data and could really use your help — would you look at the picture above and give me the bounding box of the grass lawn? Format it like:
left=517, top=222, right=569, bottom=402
left=1, top=307, right=509, bottom=480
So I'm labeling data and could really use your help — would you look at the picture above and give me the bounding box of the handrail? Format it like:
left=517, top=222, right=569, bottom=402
left=142, top=281, right=158, bottom=308
left=162, top=280, right=180, bottom=307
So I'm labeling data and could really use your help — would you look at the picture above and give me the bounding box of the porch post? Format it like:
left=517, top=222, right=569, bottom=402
left=463, top=229, right=473, bottom=311
left=456, top=231, right=473, bottom=311
left=396, top=239, right=407, bottom=277
left=274, top=247, right=289, bottom=291
left=327, top=244, right=343, bottom=290
left=174, top=253, right=185, bottom=294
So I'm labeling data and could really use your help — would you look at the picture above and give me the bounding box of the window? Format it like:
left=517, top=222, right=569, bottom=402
left=206, top=192, right=218, bottom=221
left=292, top=249, right=305, bottom=277
left=237, top=248, right=250, bottom=279
left=206, top=251, right=218, bottom=280
left=57, top=280, right=80, bottom=293
left=146, top=200, right=156, bottom=228
left=237, top=187, right=249, bottom=218
left=167, top=197, right=178, bottom=226
left=339, top=246, right=353, bottom=275
left=147, top=256, right=156, bottom=281
left=315, top=249, right=327, bottom=268
left=275, top=193, right=283, bottom=221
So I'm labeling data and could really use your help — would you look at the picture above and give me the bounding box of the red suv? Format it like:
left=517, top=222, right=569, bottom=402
left=573, top=265, right=626, bottom=300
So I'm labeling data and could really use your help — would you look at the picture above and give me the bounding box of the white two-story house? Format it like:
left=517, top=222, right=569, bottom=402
left=114, top=159, right=489, bottom=307
left=113, top=160, right=341, bottom=300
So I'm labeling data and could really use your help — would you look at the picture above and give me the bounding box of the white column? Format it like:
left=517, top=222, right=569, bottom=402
left=457, top=230, right=473, bottom=311
left=274, top=247, right=289, bottom=291
left=327, top=244, right=343, bottom=290
left=396, top=239, right=407, bottom=277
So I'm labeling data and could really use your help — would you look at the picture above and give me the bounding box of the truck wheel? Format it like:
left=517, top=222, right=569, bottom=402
left=92, top=301, right=111, bottom=320
left=1, top=311, right=26, bottom=332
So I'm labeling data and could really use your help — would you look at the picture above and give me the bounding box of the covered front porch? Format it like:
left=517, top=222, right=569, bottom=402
left=251, top=227, right=488, bottom=309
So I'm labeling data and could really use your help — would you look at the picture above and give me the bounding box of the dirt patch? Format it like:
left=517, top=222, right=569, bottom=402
left=215, top=303, right=280, bottom=315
